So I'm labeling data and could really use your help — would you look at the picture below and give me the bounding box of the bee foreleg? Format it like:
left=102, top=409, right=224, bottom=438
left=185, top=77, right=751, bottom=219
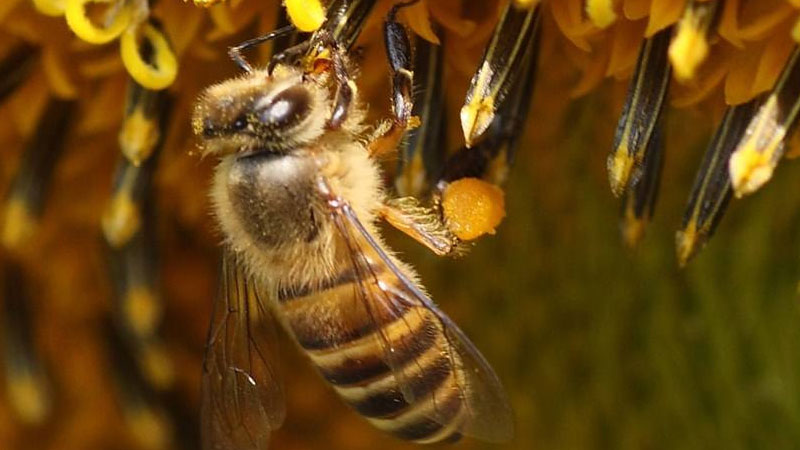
left=228, top=25, right=296, bottom=73
left=379, top=197, right=466, bottom=257
left=367, top=0, right=420, bottom=158
left=269, top=40, right=310, bottom=74
left=327, top=45, right=355, bottom=129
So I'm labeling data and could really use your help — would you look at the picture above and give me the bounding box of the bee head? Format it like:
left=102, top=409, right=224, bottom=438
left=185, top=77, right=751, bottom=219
left=192, top=67, right=327, bottom=156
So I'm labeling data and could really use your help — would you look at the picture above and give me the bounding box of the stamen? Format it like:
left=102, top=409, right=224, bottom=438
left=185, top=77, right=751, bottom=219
left=119, top=80, right=167, bottom=165
left=677, top=98, right=761, bottom=266
left=32, top=0, right=65, bottom=17
left=586, top=0, right=617, bottom=29
left=607, top=26, right=672, bottom=197
left=41, top=48, right=79, bottom=99
left=103, top=86, right=170, bottom=247
left=0, top=42, right=38, bottom=103
left=729, top=46, right=800, bottom=197
left=1, top=99, right=75, bottom=252
left=123, top=404, right=173, bottom=450
left=102, top=165, right=145, bottom=248
left=65, top=0, right=132, bottom=44
left=669, top=0, right=720, bottom=82
left=137, top=339, right=176, bottom=389
left=460, top=1, right=540, bottom=147
left=105, top=321, right=176, bottom=447
left=120, top=21, right=178, bottom=90
left=620, top=123, right=664, bottom=249
left=1, top=264, right=53, bottom=426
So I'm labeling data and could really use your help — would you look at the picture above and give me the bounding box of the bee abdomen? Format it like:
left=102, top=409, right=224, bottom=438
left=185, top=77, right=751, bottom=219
left=315, top=314, right=438, bottom=386
left=279, top=268, right=467, bottom=443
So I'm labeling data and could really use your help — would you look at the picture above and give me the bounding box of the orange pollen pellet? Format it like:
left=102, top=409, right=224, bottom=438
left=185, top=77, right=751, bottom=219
left=441, top=178, right=506, bottom=241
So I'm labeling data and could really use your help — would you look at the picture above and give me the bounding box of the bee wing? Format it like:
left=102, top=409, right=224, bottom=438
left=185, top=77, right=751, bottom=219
left=327, top=194, right=514, bottom=443
left=201, top=255, right=285, bottom=450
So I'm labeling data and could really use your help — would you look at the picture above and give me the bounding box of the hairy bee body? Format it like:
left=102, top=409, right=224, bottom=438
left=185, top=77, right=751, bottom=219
left=277, top=259, right=467, bottom=443
left=204, top=66, right=468, bottom=443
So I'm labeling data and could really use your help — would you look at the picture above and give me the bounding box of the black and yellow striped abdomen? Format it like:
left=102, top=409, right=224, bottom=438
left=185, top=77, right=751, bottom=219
left=276, top=264, right=467, bottom=443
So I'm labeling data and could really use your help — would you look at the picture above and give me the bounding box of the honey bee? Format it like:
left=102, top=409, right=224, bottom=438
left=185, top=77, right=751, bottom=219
left=192, top=2, right=513, bottom=448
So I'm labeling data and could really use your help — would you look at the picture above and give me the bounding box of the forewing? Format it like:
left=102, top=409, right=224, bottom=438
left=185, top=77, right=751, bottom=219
left=201, top=255, right=285, bottom=450
left=328, top=197, right=514, bottom=443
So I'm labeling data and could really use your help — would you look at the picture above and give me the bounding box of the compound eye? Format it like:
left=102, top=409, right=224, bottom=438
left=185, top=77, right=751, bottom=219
left=257, top=86, right=310, bottom=128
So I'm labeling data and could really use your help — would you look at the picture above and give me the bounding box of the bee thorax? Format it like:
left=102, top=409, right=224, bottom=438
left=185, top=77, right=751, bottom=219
left=224, top=152, right=321, bottom=248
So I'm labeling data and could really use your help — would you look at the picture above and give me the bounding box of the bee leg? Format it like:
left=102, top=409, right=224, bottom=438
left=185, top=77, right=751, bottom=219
left=318, top=0, right=378, bottom=51
left=379, top=197, right=465, bottom=257
left=228, top=25, right=296, bottom=73
left=269, top=40, right=311, bottom=74
left=264, top=3, right=307, bottom=72
left=367, top=0, right=420, bottom=157
left=394, top=34, right=446, bottom=197
left=327, top=42, right=356, bottom=129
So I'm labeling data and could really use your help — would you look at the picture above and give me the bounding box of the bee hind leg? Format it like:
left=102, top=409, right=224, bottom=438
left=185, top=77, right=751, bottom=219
left=379, top=197, right=466, bottom=257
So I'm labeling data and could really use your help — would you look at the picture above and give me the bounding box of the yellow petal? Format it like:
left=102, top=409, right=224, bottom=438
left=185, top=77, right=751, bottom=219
left=645, top=0, right=685, bottom=37
left=586, top=0, right=618, bottom=29
left=623, top=0, right=650, bottom=20
left=402, top=0, right=440, bottom=45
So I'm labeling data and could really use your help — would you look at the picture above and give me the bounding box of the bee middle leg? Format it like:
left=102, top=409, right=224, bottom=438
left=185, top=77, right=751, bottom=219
left=379, top=197, right=464, bottom=257
left=368, top=0, right=420, bottom=157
